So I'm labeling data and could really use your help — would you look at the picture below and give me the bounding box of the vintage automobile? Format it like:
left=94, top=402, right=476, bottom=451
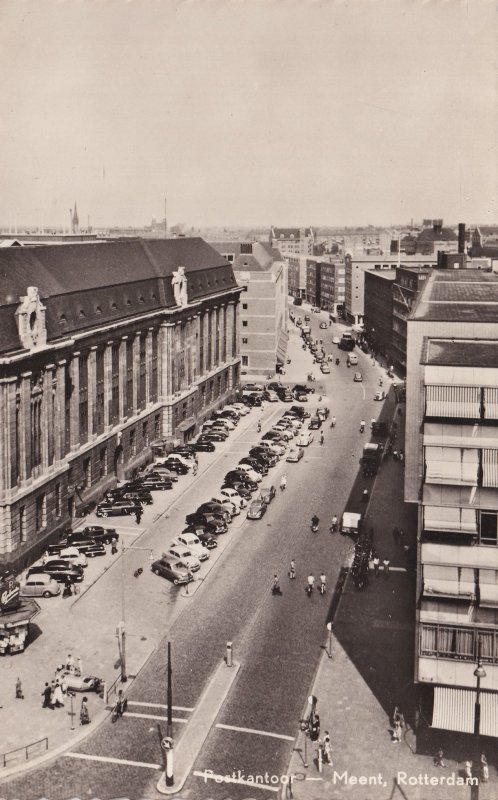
left=286, top=446, right=304, bottom=462
left=247, top=498, right=267, bottom=520
left=151, top=557, right=193, bottom=585
left=259, top=486, right=276, bottom=504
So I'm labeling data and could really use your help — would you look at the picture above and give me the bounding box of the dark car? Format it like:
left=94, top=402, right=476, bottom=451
left=59, top=535, right=106, bottom=557
left=266, top=382, right=282, bottom=393
left=249, top=448, right=278, bottom=467
left=224, top=470, right=258, bottom=490
left=262, top=431, right=285, bottom=443
left=290, top=405, right=311, bottom=418
left=171, top=448, right=198, bottom=464
left=192, top=440, right=216, bottom=452
left=96, top=499, right=141, bottom=518
left=221, top=481, right=253, bottom=499
left=185, top=512, right=228, bottom=534
left=292, top=384, right=315, bottom=395
left=183, top=524, right=220, bottom=544
left=275, top=387, right=293, bottom=402
left=198, top=431, right=229, bottom=442
left=151, top=557, right=193, bottom=586
left=241, top=394, right=262, bottom=407
left=239, top=457, right=268, bottom=475
left=80, top=526, right=119, bottom=545
left=308, top=417, right=322, bottom=430
left=162, top=458, right=190, bottom=474
left=29, top=561, right=84, bottom=583
left=135, top=475, right=174, bottom=490
left=196, top=502, right=232, bottom=523
left=105, top=488, right=154, bottom=506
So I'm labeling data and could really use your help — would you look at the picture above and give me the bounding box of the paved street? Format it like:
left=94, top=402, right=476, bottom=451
left=1, top=307, right=431, bottom=800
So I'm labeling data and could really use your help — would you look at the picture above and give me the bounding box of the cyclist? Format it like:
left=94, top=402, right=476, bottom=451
left=289, top=559, right=296, bottom=580
left=319, top=573, right=327, bottom=594
left=330, top=515, right=338, bottom=533
left=306, top=573, right=315, bottom=595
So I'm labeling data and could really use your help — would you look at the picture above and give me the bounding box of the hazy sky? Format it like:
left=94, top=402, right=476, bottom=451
left=1, top=0, right=496, bottom=229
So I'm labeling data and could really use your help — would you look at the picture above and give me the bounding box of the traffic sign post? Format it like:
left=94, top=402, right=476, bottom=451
left=326, top=621, right=333, bottom=659
left=161, top=736, right=174, bottom=787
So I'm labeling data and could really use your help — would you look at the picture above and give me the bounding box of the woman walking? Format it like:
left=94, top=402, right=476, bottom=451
left=80, top=696, right=90, bottom=725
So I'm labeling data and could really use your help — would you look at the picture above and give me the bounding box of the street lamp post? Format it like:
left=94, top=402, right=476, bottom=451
left=326, top=622, right=333, bottom=659
left=119, top=543, right=154, bottom=683
left=471, top=637, right=486, bottom=800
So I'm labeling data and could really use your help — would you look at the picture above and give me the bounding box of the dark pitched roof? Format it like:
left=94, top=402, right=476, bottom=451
left=411, top=269, right=498, bottom=322
left=0, top=238, right=236, bottom=354
left=423, top=339, right=498, bottom=368
left=417, top=227, right=457, bottom=242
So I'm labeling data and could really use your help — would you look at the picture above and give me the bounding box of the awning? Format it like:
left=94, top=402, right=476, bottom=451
left=480, top=584, right=498, bottom=608
left=176, top=417, right=196, bottom=433
left=0, top=598, right=39, bottom=628
left=424, top=422, right=498, bottom=449
left=425, top=365, right=498, bottom=388
left=423, top=484, right=498, bottom=511
left=276, top=330, right=289, bottom=364
left=423, top=503, right=477, bottom=534
left=432, top=686, right=498, bottom=737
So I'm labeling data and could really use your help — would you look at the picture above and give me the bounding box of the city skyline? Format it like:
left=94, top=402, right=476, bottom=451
left=1, top=0, right=496, bottom=229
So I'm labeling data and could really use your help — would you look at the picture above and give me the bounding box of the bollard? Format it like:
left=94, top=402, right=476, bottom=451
left=226, top=641, right=233, bottom=667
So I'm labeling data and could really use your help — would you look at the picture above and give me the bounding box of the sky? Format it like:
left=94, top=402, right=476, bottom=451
left=0, top=0, right=497, bottom=229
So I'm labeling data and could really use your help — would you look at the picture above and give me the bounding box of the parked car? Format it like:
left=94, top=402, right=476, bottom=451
left=259, top=485, right=276, bottom=504
left=79, top=525, right=118, bottom=545
left=231, top=402, right=250, bottom=416
left=241, top=394, right=262, bottom=407
left=81, top=542, right=107, bottom=558
left=320, top=363, right=331, bottom=374
left=257, top=440, right=286, bottom=457
left=347, top=354, right=359, bottom=366
left=61, top=673, right=104, bottom=693
left=308, top=417, right=322, bottom=430
left=297, top=431, right=314, bottom=447
left=196, top=502, right=232, bottom=523
left=106, top=488, right=154, bottom=505
left=170, top=448, right=198, bottom=463
left=290, top=405, right=311, bottom=418
left=198, top=431, right=229, bottom=442
left=191, top=440, right=216, bottom=452
left=235, top=464, right=262, bottom=483
left=132, top=476, right=173, bottom=491
left=250, top=447, right=278, bottom=466
left=224, top=470, right=258, bottom=490
left=21, top=573, right=61, bottom=598
left=262, top=431, right=286, bottom=443
left=96, top=499, right=141, bottom=518
left=171, top=533, right=210, bottom=561
left=211, top=495, right=239, bottom=515
left=221, top=481, right=253, bottom=500
left=262, top=390, right=279, bottom=402
left=210, top=416, right=236, bottom=430
left=29, top=561, right=84, bottom=583
left=163, top=457, right=191, bottom=473
left=220, top=486, right=247, bottom=509
left=332, top=336, right=340, bottom=344
left=292, top=384, right=315, bottom=396
left=320, top=321, right=328, bottom=329
left=354, top=372, right=363, bottom=382
left=166, top=545, right=201, bottom=572
left=286, top=446, right=304, bottom=462
left=242, top=383, right=263, bottom=394
left=272, top=426, right=293, bottom=441
left=183, top=522, right=221, bottom=543
left=275, top=386, right=293, bottom=402
left=139, top=465, right=178, bottom=482
left=44, top=547, right=87, bottom=569
left=239, top=457, right=268, bottom=476
left=247, top=498, right=267, bottom=520
left=185, top=511, right=228, bottom=534
left=151, top=557, right=193, bottom=585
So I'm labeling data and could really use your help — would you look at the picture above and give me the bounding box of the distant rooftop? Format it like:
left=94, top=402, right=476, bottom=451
left=411, top=269, right=498, bottom=322
left=423, top=338, right=498, bottom=368
left=366, top=268, right=397, bottom=280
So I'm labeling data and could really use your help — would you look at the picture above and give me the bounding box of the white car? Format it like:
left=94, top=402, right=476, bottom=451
left=286, top=446, right=304, bottom=462
left=332, top=336, right=340, bottom=345
left=272, top=426, right=294, bottom=441
left=171, top=533, right=210, bottom=562
left=286, top=418, right=302, bottom=431
left=211, top=417, right=236, bottom=430
left=297, top=431, right=314, bottom=447
left=264, top=390, right=279, bottom=402
left=259, top=441, right=286, bottom=456
left=44, top=548, right=88, bottom=568
left=166, top=545, right=201, bottom=571
left=236, top=464, right=262, bottom=483
left=211, top=495, right=239, bottom=516
left=231, top=403, right=250, bottom=416
left=347, top=354, right=359, bottom=366
left=220, top=486, right=247, bottom=509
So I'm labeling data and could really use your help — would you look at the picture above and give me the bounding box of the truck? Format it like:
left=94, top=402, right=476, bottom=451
left=338, top=333, right=355, bottom=351
left=361, top=443, right=383, bottom=476
left=341, top=511, right=362, bottom=538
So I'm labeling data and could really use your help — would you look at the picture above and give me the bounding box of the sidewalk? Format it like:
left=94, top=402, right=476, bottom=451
left=286, top=396, right=498, bottom=799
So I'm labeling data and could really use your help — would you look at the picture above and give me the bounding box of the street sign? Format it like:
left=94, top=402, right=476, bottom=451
left=161, top=736, right=174, bottom=751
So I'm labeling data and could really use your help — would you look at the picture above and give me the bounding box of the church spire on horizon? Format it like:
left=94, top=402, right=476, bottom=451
left=71, top=202, right=79, bottom=234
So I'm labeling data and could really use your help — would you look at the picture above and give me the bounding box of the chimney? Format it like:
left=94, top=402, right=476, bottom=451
left=433, top=219, right=443, bottom=237
left=458, top=223, right=466, bottom=254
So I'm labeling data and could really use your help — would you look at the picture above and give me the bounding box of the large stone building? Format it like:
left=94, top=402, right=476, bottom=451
left=405, top=270, right=498, bottom=736
left=286, top=254, right=345, bottom=312
left=0, top=238, right=241, bottom=572
left=211, top=242, right=287, bottom=377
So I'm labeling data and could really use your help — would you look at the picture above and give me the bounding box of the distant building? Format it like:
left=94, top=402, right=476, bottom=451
left=0, top=238, right=241, bottom=573
left=286, top=254, right=345, bottom=312
left=415, top=220, right=457, bottom=255
left=363, top=269, right=396, bottom=357
left=405, top=269, right=498, bottom=737
left=211, top=242, right=287, bottom=377
left=270, top=227, right=314, bottom=256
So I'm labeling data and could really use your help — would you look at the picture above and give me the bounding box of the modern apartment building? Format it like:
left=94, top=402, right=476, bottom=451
left=270, top=227, right=314, bottom=256
left=405, top=269, right=498, bottom=737
left=212, top=242, right=288, bottom=377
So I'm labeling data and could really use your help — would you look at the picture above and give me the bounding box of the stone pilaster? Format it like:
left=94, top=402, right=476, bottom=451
left=69, top=353, right=80, bottom=452
left=226, top=301, right=235, bottom=360
left=104, top=342, right=112, bottom=429
left=0, top=378, right=15, bottom=495
left=119, top=337, right=127, bottom=421
left=55, top=359, right=66, bottom=462
left=145, top=329, right=153, bottom=405
left=160, top=322, right=174, bottom=400
left=88, top=347, right=97, bottom=439
left=132, top=333, right=139, bottom=414
left=43, top=364, right=55, bottom=468
left=19, top=373, right=31, bottom=480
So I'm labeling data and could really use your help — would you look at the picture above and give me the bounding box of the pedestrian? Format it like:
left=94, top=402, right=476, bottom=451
left=392, top=526, right=399, bottom=544
left=373, top=556, right=380, bottom=577
left=362, top=488, right=369, bottom=502
left=80, top=696, right=90, bottom=725
left=257, top=420, right=262, bottom=433
left=135, top=506, right=142, bottom=525
left=15, top=677, right=24, bottom=699
left=192, top=462, right=198, bottom=476
left=111, top=536, right=118, bottom=555
left=322, top=730, right=332, bottom=763
left=41, top=682, right=53, bottom=709
left=66, top=653, right=74, bottom=671
left=76, top=656, right=83, bottom=676
left=280, top=474, right=287, bottom=491
left=309, top=714, right=320, bottom=742
left=370, top=418, right=376, bottom=430
left=320, top=431, right=324, bottom=445
left=53, top=681, right=65, bottom=708
left=434, top=747, right=445, bottom=767
left=383, top=558, right=390, bottom=578
left=464, top=761, right=473, bottom=781
left=480, top=753, right=489, bottom=782
left=289, top=559, right=296, bottom=579
left=392, top=719, right=402, bottom=743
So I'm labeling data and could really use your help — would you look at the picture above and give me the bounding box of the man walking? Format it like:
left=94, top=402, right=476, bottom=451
left=373, top=556, right=380, bottom=577
left=135, top=505, right=142, bottom=525
left=111, top=536, right=118, bottom=555
left=41, top=682, right=53, bottom=709
left=289, top=559, right=296, bottom=579
left=383, top=558, right=390, bottom=578
left=15, top=677, right=24, bottom=699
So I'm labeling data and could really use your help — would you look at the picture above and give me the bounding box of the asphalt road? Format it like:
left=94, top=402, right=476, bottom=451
left=2, top=315, right=387, bottom=800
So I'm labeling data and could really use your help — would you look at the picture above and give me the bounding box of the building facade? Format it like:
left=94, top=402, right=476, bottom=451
left=405, top=270, right=498, bottom=736
left=270, top=227, right=314, bottom=256
left=0, top=239, right=241, bottom=573
left=212, top=242, right=288, bottom=377
left=363, top=270, right=396, bottom=357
